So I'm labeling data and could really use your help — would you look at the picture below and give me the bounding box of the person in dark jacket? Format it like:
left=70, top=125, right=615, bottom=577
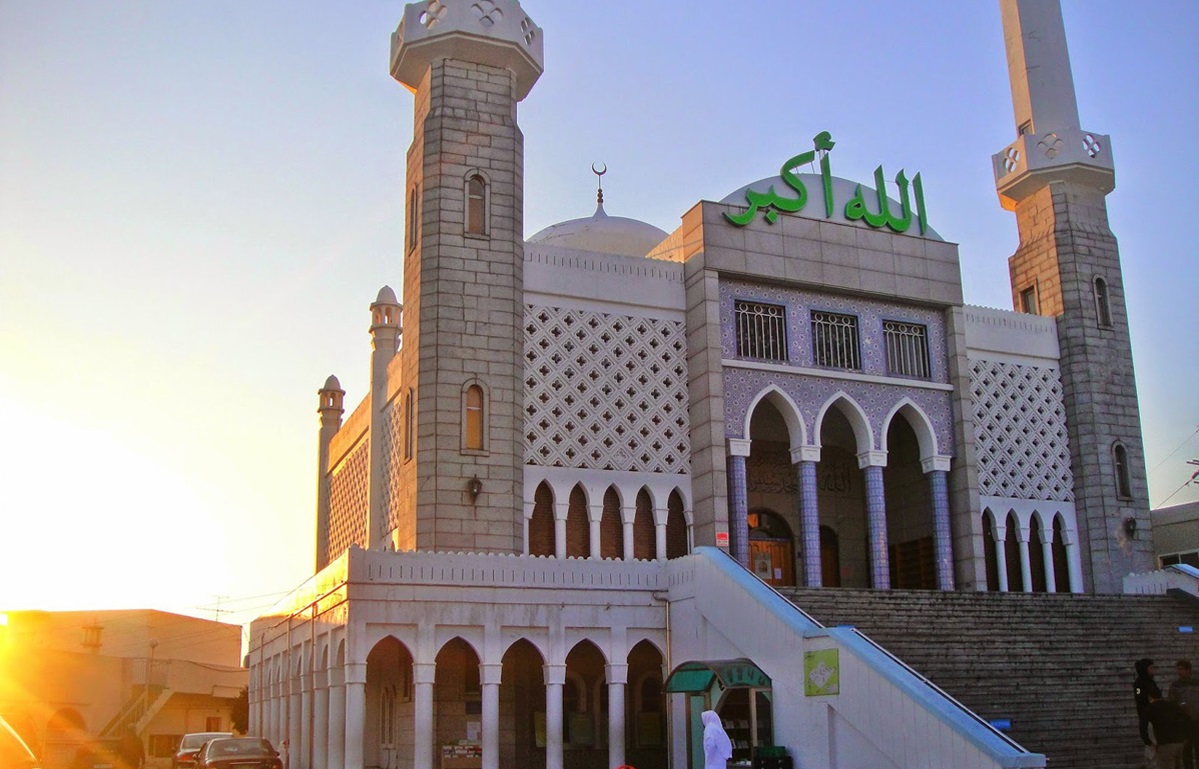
left=1169, top=660, right=1199, bottom=769
left=1149, top=693, right=1192, bottom=769
left=1139, top=659, right=1165, bottom=747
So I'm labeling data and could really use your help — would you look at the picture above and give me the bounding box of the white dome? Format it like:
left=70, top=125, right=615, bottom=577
left=528, top=203, right=668, bottom=258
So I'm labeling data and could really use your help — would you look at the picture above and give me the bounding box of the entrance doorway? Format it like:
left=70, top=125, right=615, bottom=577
left=748, top=509, right=794, bottom=587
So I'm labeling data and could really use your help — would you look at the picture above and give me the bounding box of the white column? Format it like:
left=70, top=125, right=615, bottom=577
left=654, top=509, right=667, bottom=560
left=299, top=672, right=312, bottom=769
left=328, top=674, right=345, bottom=769
left=414, top=662, right=436, bottom=769
left=589, top=502, right=603, bottom=559
left=343, top=662, right=366, bottom=769
left=606, top=664, right=628, bottom=769
left=621, top=506, right=635, bottom=561
left=289, top=678, right=302, bottom=769
left=1016, top=523, right=1033, bottom=593
left=991, top=515, right=1010, bottom=592
left=554, top=498, right=567, bottom=559
left=313, top=672, right=329, bottom=769
left=1040, top=536, right=1058, bottom=594
left=1067, top=540, right=1084, bottom=593
left=544, top=664, right=566, bottom=769
left=481, top=663, right=502, bottom=769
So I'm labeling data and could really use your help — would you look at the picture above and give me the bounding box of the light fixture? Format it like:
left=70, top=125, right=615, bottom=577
left=467, top=475, right=483, bottom=502
left=1123, top=517, right=1137, bottom=539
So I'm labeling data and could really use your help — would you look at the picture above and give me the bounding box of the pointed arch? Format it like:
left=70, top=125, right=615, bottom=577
left=881, top=398, right=940, bottom=461
left=528, top=481, right=555, bottom=557
left=814, top=391, right=874, bottom=454
left=742, top=385, right=808, bottom=447
left=566, top=483, right=590, bottom=558
left=665, top=489, right=688, bottom=559
left=632, top=487, right=656, bottom=560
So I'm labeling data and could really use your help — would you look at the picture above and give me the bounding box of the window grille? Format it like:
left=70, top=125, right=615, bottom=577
left=883, top=320, right=931, bottom=378
left=811, top=311, right=860, bottom=370
left=734, top=301, right=787, bottom=361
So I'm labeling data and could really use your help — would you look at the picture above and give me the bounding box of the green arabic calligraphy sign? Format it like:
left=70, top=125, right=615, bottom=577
left=724, top=131, right=929, bottom=235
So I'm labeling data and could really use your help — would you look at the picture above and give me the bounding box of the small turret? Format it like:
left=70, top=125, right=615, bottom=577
left=315, top=374, right=346, bottom=571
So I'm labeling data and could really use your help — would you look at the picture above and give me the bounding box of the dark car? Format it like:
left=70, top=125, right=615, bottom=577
left=68, top=739, right=125, bottom=769
left=171, top=733, right=233, bottom=769
left=0, top=715, right=39, bottom=769
left=194, top=738, right=281, bottom=769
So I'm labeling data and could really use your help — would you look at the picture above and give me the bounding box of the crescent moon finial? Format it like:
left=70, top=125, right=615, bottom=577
left=592, top=162, right=607, bottom=208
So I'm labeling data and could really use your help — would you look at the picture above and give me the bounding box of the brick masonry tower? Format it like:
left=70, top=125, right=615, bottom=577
left=993, top=0, right=1153, bottom=592
left=389, top=1, right=543, bottom=552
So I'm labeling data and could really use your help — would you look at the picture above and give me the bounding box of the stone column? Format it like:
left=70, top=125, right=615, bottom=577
left=654, top=509, right=667, bottom=560
left=414, top=662, right=436, bottom=769
left=860, top=452, right=890, bottom=589
left=727, top=439, right=752, bottom=567
left=343, top=662, right=366, bottom=769
left=1039, top=526, right=1058, bottom=594
left=299, top=671, right=312, bottom=769
left=544, top=664, right=566, bottom=769
left=621, top=505, right=636, bottom=561
left=313, top=671, right=329, bottom=769
left=794, top=447, right=821, bottom=587
left=606, top=664, right=628, bottom=769
left=289, top=678, right=302, bottom=769
left=992, top=516, right=1010, bottom=592
left=481, top=663, right=502, bottom=769
left=1014, top=518, right=1033, bottom=592
left=923, top=459, right=956, bottom=590
left=328, top=672, right=345, bottom=769
left=588, top=502, right=603, bottom=559
left=554, top=497, right=568, bottom=559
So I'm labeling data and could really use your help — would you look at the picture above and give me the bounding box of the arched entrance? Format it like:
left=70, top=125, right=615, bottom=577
left=364, top=636, right=414, bottom=769
left=747, top=508, right=795, bottom=587
left=883, top=415, right=935, bottom=589
left=626, top=640, right=667, bottom=769
left=500, top=639, right=546, bottom=769
left=816, top=406, right=870, bottom=587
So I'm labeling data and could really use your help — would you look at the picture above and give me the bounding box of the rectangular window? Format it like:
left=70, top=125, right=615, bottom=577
left=811, top=311, right=860, bottom=370
left=404, top=389, right=414, bottom=461
left=1020, top=286, right=1038, bottom=315
left=883, top=320, right=931, bottom=379
left=734, top=301, right=787, bottom=361
left=205, top=717, right=221, bottom=732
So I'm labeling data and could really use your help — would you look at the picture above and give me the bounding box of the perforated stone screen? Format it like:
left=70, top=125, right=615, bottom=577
left=328, top=437, right=369, bottom=557
left=524, top=305, right=689, bottom=473
left=970, top=359, right=1073, bottom=501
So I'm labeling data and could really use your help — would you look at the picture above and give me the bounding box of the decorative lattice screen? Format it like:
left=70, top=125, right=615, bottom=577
left=970, top=359, right=1073, bottom=501
left=328, top=438, right=369, bottom=556
left=524, top=305, right=689, bottom=473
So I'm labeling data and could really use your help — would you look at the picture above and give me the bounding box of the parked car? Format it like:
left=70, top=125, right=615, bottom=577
left=67, top=739, right=125, bottom=769
left=194, top=738, right=281, bottom=769
left=0, top=715, right=39, bottom=769
left=171, top=733, right=232, bottom=769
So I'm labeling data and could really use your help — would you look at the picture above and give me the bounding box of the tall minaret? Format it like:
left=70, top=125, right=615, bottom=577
left=993, top=0, right=1153, bottom=592
left=315, top=375, right=345, bottom=571
left=389, top=2, right=543, bottom=552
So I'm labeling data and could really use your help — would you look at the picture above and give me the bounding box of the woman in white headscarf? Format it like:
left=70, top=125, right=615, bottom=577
left=701, top=709, right=733, bottom=769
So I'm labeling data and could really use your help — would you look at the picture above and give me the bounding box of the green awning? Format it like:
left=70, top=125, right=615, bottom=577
left=664, top=658, right=772, bottom=693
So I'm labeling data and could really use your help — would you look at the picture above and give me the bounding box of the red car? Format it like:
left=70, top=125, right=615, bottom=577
left=193, top=738, right=281, bottom=769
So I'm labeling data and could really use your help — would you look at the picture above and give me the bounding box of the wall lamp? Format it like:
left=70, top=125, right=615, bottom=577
left=467, top=475, right=483, bottom=502
left=1123, top=516, right=1137, bottom=539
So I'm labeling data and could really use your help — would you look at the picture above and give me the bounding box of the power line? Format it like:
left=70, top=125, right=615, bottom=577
left=1148, top=425, right=1199, bottom=477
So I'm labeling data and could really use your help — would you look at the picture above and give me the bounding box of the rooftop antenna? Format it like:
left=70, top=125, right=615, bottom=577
left=592, top=162, right=607, bottom=212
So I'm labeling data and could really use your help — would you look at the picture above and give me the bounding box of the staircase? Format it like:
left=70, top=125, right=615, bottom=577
left=780, top=588, right=1199, bottom=769
left=99, top=687, right=173, bottom=738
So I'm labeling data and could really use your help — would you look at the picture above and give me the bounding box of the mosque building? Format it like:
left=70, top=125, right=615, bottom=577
left=249, top=1, right=1153, bottom=768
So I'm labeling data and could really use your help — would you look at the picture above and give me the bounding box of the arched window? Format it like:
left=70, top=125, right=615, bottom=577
left=1094, top=276, right=1113, bottom=327
left=463, top=383, right=485, bottom=452
left=566, top=485, right=590, bottom=558
left=407, top=184, right=420, bottom=251
left=466, top=174, right=487, bottom=235
left=404, top=388, right=414, bottom=460
left=1113, top=442, right=1133, bottom=499
left=665, top=490, right=688, bottom=559
left=632, top=488, right=655, bottom=560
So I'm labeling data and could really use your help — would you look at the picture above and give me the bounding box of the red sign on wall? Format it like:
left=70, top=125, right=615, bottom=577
left=715, top=531, right=729, bottom=547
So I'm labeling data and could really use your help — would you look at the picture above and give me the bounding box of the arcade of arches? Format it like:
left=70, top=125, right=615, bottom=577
left=360, top=636, right=667, bottom=769
left=730, top=396, right=954, bottom=591
left=527, top=482, right=689, bottom=561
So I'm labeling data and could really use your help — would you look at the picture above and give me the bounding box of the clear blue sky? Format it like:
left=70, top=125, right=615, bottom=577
left=1, top=1, right=1196, bottom=622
